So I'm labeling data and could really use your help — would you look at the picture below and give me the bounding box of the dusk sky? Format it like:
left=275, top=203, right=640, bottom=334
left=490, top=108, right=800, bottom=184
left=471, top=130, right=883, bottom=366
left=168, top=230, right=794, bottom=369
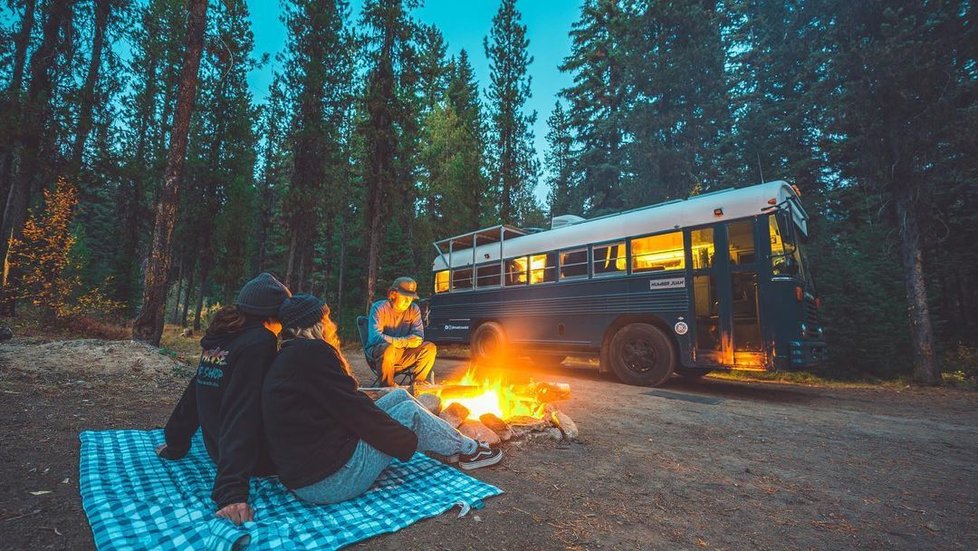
left=246, top=0, right=584, bottom=201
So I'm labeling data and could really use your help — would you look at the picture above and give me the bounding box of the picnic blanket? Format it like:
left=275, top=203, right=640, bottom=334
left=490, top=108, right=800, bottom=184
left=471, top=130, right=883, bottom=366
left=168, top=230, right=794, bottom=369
left=79, top=429, right=502, bottom=550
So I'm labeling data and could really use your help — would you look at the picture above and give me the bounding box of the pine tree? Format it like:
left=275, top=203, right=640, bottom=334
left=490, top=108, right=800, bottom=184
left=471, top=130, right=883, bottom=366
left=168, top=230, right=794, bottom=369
left=620, top=0, right=731, bottom=203
left=484, top=0, right=539, bottom=225
left=132, top=0, right=209, bottom=345
left=819, top=0, right=975, bottom=384
left=360, top=0, right=420, bottom=305
left=281, top=0, right=353, bottom=293
left=545, top=101, right=577, bottom=218
left=559, top=0, right=627, bottom=215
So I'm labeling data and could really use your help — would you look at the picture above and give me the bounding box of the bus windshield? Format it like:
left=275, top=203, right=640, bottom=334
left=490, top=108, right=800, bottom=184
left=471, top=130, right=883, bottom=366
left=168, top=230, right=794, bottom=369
left=769, top=211, right=810, bottom=286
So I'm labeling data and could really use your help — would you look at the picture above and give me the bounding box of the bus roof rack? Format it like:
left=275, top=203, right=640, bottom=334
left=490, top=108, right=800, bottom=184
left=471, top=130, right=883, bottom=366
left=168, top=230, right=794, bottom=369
left=433, top=225, right=528, bottom=267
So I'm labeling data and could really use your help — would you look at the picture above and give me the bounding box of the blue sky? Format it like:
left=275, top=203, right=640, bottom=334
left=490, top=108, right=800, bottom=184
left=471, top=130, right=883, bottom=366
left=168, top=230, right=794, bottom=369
left=245, top=0, right=583, bottom=202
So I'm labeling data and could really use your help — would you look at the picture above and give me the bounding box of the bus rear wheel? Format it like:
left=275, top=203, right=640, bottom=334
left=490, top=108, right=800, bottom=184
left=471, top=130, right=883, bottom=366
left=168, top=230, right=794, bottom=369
left=471, top=322, right=508, bottom=364
left=608, top=323, right=676, bottom=386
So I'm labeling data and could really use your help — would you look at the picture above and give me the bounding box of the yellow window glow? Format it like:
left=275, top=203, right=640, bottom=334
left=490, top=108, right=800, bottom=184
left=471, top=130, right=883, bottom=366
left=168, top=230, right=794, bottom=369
left=434, top=270, right=449, bottom=293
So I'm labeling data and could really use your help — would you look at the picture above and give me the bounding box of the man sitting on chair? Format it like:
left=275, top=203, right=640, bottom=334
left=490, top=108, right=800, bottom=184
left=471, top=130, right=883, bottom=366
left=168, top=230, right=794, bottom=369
left=366, top=277, right=436, bottom=386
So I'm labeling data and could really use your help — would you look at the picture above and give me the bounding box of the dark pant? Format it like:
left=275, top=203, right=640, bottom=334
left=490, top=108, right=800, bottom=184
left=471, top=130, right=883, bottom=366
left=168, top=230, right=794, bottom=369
left=367, top=341, right=436, bottom=386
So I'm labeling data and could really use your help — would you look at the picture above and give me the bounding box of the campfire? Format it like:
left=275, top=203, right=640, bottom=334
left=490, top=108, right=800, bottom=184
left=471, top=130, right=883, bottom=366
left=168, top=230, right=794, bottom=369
left=413, top=366, right=578, bottom=445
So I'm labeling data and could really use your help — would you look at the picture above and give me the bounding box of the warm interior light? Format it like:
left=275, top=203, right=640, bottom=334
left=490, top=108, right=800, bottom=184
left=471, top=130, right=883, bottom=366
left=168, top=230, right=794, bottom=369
left=434, top=270, right=449, bottom=293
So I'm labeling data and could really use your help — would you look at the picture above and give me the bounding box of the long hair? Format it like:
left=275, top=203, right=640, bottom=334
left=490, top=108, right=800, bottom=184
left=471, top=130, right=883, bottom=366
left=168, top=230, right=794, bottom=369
left=280, top=309, right=356, bottom=381
left=206, top=306, right=251, bottom=337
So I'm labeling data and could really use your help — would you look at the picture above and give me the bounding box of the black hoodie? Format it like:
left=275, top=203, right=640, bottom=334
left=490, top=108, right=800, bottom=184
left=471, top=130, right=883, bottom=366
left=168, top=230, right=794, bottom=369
left=161, top=320, right=277, bottom=508
left=262, top=338, right=419, bottom=490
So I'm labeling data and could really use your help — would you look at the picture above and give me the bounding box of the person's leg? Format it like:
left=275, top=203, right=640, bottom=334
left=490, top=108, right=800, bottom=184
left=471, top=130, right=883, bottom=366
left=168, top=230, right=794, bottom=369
left=292, top=440, right=394, bottom=505
left=374, top=387, right=414, bottom=411
left=379, top=344, right=406, bottom=386
left=385, top=400, right=478, bottom=457
left=397, top=342, right=437, bottom=382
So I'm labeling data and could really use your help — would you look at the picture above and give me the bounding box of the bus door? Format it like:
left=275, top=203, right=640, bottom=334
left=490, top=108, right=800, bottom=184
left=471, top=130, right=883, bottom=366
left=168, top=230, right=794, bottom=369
left=689, top=220, right=766, bottom=368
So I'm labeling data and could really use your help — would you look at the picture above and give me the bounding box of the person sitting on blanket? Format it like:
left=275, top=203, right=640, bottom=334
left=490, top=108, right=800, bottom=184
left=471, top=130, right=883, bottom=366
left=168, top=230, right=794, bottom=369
left=156, top=272, right=292, bottom=525
left=366, top=276, right=436, bottom=386
left=262, top=294, right=502, bottom=505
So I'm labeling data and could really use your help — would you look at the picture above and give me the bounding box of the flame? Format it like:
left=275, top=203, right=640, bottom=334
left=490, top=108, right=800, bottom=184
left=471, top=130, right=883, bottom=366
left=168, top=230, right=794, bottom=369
left=440, top=366, right=539, bottom=420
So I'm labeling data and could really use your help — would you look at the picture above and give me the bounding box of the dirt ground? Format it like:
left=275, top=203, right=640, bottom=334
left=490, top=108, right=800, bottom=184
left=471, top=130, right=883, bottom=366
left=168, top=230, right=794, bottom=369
left=1, top=339, right=977, bottom=550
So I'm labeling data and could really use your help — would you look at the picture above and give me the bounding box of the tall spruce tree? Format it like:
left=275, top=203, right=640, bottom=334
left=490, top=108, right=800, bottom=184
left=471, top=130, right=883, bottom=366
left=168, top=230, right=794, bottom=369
left=280, top=0, right=353, bottom=293
left=621, top=0, right=730, bottom=203
left=545, top=101, right=577, bottom=218
left=559, top=0, right=627, bottom=215
left=820, top=0, right=976, bottom=384
left=484, top=0, right=539, bottom=225
left=360, top=0, right=420, bottom=306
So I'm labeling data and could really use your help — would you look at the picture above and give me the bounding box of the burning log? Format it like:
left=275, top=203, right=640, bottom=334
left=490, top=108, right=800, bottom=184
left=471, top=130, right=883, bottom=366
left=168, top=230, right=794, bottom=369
left=526, top=382, right=571, bottom=403
left=479, top=413, right=513, bottom=441
left=458, top=419, right=501, bottom=446
left=439, top=402, right=470, bottom=428
left=416, top=393, right=442, bottom=415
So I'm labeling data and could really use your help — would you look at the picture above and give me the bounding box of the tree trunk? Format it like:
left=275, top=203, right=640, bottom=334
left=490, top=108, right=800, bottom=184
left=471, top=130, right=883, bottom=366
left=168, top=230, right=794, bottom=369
left=193, top=267, right=209, bottom=331
left=894, top=188, right=939, bottom=384
left=70, top=0, right=111, bottom=174
left=132, top=0, right=209, bottom=345
left=170, top=265, right=183, bottom=324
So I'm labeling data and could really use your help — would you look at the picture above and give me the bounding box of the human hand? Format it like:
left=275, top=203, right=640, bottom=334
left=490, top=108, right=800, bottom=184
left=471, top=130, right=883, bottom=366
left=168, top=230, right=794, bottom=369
left=216, top=502, right=254, bottom=525
left=407, top=335, right=423, bottom=348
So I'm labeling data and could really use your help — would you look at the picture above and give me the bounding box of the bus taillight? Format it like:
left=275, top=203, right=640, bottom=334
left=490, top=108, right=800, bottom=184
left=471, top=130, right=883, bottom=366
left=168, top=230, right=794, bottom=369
left=815, top=297, right=822, bottom=309
left=795, top=286, right=804, bottom=302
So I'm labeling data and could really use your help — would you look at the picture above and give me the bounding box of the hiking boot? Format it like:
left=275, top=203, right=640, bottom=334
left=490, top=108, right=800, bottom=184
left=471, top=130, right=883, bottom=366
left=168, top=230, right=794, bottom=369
left=458, top=442, right=502, bottom=471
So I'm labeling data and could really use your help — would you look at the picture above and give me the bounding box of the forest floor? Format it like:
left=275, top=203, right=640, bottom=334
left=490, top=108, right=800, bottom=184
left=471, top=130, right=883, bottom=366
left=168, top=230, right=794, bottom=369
left=1, top=334, right=977, bottom=550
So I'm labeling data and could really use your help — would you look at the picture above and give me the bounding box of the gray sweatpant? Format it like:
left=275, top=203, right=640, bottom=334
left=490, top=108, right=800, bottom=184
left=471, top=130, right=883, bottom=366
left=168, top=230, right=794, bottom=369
left=293, top=388, right=478, bottom=505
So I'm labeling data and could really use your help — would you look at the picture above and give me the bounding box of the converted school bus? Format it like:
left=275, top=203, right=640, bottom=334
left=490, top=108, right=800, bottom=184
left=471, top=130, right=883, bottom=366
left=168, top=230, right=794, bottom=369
left=426, top=180, right=827, bottom=386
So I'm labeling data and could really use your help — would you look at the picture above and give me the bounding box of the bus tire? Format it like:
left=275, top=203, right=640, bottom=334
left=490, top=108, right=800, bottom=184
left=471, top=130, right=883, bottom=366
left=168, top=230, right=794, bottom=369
left=608, top=323, right=676, bottom=386
left=471, top=322, right=508, bottom=364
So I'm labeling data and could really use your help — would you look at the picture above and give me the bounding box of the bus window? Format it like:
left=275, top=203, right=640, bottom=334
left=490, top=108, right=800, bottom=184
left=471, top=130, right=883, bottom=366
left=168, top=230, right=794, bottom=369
left=728, top=220, right=756, bottom=265
left=631, top=232, right=685, bottom=272
left=529, top=252, right=557, bottom=284
left=505, top=257, right=528, bottom=286
left=476, top=263, right=501, bottom=288
left=690, top=228, right=715, bottom=270
left=593, top=242, right=626, bottom=276
left=560, top=249, right=589, bottom=280
left=434, top=270, right=449, bottom=293
left=452, top=268, right=473, bottom=290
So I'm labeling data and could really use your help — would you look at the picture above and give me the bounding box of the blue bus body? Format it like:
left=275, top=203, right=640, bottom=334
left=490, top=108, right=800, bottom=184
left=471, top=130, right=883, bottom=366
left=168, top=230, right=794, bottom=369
left=426, top=182, right=826, bottom=385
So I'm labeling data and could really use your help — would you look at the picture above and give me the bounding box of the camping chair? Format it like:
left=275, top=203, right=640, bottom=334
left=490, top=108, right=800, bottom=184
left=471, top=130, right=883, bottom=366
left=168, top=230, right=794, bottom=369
left=356, top=315, right=433, bottom=387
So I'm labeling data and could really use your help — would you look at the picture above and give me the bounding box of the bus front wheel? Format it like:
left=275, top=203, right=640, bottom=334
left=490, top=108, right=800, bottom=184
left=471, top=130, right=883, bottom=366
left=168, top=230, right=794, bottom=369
left=471, top=322, right=508, bottom=364
left=608, top=323, right=676, bottom=386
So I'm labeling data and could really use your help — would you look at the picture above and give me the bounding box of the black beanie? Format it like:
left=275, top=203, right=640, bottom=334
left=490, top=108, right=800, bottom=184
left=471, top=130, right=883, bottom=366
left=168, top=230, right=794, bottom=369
left=235, top=273, right=292, bottom=317
left=279, top=294, right=329, bottom=329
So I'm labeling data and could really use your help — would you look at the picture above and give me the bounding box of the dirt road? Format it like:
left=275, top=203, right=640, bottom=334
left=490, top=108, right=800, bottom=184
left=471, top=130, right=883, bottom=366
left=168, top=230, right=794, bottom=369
left=1, top=343, right=976, bottom=550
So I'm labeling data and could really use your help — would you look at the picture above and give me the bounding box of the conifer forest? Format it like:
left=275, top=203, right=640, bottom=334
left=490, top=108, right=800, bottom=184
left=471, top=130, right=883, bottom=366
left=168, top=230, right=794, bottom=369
left=0, top=0, right=975, bottom=384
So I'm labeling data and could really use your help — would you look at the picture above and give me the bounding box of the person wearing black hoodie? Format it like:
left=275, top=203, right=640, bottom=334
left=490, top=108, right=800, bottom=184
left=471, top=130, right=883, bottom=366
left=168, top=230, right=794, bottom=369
left=263, top=294, right=502, bottom=505
left=156, top=272, right=291, bottom=525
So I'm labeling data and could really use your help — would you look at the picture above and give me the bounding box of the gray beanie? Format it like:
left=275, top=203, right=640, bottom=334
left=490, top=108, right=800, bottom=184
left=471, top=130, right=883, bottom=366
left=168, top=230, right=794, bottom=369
left=279, top=294, right=329, bottom=329
left=235, top=273, right=292, bottom=317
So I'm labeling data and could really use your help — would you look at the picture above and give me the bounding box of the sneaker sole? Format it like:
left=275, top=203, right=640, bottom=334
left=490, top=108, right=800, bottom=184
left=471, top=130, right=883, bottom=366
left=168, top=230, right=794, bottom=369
left=459, top=453, right=502, bottom=470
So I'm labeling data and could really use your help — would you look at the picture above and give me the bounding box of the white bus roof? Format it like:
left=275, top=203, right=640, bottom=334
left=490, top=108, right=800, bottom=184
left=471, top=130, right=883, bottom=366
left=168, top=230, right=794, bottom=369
left=432, top=180, right=807, bottom=271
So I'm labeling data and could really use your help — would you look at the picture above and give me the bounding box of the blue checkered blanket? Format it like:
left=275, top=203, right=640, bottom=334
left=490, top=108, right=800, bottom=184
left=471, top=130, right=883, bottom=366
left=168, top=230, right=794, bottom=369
left=79, top=430, right=502, bottom=550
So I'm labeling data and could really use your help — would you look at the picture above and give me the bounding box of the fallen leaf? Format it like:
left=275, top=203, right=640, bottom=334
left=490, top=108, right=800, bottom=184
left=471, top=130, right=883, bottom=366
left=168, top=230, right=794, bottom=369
left=30, top=490, right=52, bottom=496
